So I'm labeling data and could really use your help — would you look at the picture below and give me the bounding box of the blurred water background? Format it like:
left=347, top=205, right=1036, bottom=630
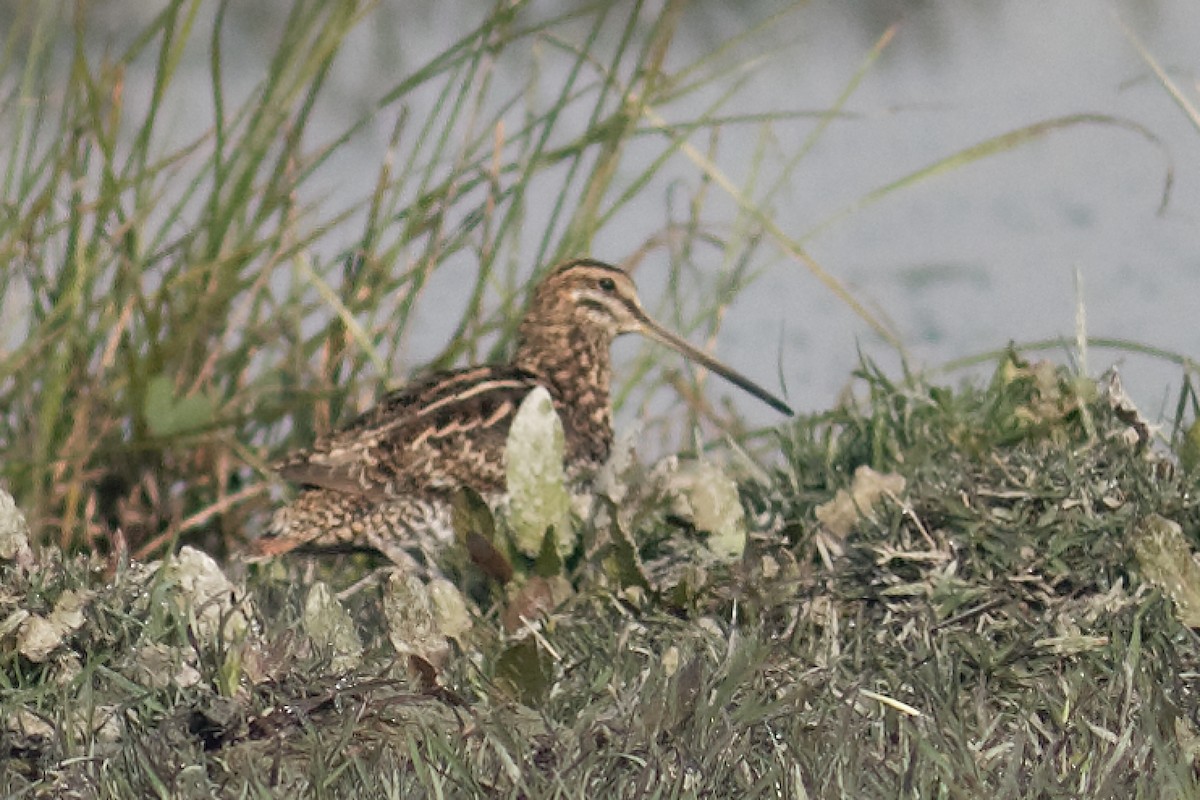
left=26, top=0, right=1200, bottom=426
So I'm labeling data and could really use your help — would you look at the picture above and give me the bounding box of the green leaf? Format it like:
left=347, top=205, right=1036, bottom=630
left=302, top=581, right=363, bottom=673
left=452, top=486, right=513, bottom=582
left=1133, top=514, right=1200, bottom=627
left=533, top=526, right=564, bottom=577
left=667, top=461, right=748, bottom=562
left=1180, top=419, right=1200, bottom=474
left=494, top=638, right=554, bottom=707
left=143, top=374, right=215, bottom=437
left=604, top=513, right=651, bottom=593
left=505, top=387, right=573, bottom=559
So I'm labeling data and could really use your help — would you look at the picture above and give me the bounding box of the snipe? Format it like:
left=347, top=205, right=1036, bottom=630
left=260, top=258, right=792, bottom=566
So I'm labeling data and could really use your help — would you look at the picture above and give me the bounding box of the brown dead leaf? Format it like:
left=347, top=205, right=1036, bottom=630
left=815, top=465, right=906, bottom=540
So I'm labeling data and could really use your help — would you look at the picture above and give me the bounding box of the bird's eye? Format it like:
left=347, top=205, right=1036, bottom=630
left=598, top=277, right=617, bottom=292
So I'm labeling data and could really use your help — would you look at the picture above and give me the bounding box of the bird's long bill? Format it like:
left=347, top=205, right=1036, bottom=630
left=637, top=314, right=794, bottom=417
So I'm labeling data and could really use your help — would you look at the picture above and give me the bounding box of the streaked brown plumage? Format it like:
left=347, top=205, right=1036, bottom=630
left=260, top=258, right=792, bottom=566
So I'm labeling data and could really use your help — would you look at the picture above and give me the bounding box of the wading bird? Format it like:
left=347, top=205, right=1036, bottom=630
left=259, top=258, right=792, bottom=566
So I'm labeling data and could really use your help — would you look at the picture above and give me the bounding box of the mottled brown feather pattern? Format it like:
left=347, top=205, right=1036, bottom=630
left=259, top=257, right=791, bottom=563
left=275, top=366, right=542, bottom=499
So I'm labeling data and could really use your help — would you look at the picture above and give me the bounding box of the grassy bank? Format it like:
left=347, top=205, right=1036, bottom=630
left=4, top=358, right=1200, bottom=797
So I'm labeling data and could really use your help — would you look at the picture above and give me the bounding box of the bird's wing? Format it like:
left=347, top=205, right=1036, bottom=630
left=274, top=365, right=550, bottom=500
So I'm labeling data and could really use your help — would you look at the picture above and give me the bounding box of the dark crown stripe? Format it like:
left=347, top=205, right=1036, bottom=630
left=551, top=258, right=624, bottom=276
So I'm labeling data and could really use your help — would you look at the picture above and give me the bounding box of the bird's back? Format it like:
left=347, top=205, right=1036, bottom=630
left=261, top=363, right=582, bottom=558
left=276, top=364, right=555, bottom=499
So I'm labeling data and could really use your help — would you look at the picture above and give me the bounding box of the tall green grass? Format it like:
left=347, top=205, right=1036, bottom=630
left=0, top=0, right=825, bottom=556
